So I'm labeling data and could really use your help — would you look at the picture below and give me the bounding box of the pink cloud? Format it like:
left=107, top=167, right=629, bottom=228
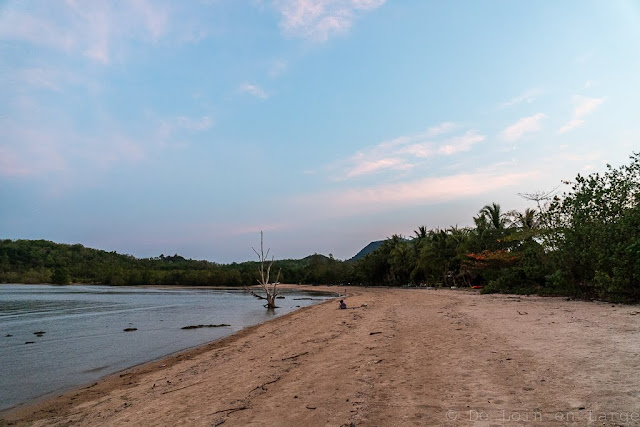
left=501, top=113, right=547, bottom=142
left=336, top=125, right=483, bottom=179
left=0, top=1, right=172, bottom=65
left=346, top=157, right=412, bottom=178
left=296, top=170, right=537, bottom=218
left=274, top=0, right=386, bottom=41
left=557, top=95, right=604, bottom=134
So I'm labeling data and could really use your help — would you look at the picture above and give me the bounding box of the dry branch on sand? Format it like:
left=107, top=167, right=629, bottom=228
left=245, top=231, right=281, bottom=309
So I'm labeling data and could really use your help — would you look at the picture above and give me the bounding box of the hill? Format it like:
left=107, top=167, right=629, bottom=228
left=0, top=239, right=352, bottom=287
left=349, top=240, right=384, bottom=261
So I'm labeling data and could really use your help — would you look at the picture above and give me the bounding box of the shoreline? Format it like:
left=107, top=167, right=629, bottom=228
left=3, top=287, right=639, bottom=425
left=2, top=296, right=340, bottom=418
left=0, top=284, right=341, bottom=414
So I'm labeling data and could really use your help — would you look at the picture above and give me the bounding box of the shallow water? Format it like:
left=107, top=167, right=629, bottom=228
left=0, top=284, right=334, bottom=411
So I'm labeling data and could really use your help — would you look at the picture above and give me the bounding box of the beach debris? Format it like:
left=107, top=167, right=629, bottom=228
left=209, top=405, right=249, bottom=416
left=161, top=381, right=204, bottom=395
left=306, top=405, right=317, bottom=410
left=369, top=331, right=382, bottom=335
left=25, top=341, right=35, bottom=344
left=123, top=328, right=138, bottom=332
left=33, top=331, right=46, bottom=335
left=281, top=351, right=309, bottom=361
left=517, top=311, right=528, bottom=315
left=276, top=296, right=285, bottom=299
left=251, top=376, right=281, bottom=393
left=630, top=311, right=640, bottom=316
left=181, top=324, right=230, bottom=330
left=5, top=334, right=12, bottom=337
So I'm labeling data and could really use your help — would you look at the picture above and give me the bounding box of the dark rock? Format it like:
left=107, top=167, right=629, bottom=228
left=181, top=324, right=230, bottom=330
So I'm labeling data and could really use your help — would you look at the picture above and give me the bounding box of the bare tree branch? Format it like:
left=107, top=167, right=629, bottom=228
left=245, top=231, right=281, bottom=309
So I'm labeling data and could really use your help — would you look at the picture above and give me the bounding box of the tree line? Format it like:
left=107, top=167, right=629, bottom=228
left=0, top=239, right=348, bottom=289
left=350, top=152, right=640, bottom=302
left=1, top=153, right=638, bottom=302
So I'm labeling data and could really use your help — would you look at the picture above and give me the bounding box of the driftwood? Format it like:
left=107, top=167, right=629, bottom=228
left=209, top=405, right=249, bottom=415
left=161, top=381, right=204, bottom=394
left=281, top=351, right=309, bottom=361
left=244, top=231, right=281, bottom=309
left=251, top=376, right=281, bottom=392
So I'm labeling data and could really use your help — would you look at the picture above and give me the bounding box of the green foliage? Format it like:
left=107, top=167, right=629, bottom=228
left=545, top=152, right=640, bottom=301
left=349, top=152, right=639, bottom=302
left=0, top=240, right=350, bottom=287
left=51, top=266, right=70, bottom=284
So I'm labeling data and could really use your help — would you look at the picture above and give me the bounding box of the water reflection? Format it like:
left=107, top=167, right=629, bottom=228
left=0, top=284, right=334, bottom=410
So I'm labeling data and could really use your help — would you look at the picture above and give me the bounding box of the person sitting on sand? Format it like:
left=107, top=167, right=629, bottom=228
left=339, top=300, right=347, bottom=309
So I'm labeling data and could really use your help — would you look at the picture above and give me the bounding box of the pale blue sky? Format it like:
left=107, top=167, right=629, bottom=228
left=1, top=1, right=639, bottom=262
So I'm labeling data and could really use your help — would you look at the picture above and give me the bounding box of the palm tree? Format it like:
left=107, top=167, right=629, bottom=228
left=514, top=208, right=539, bottom=230
left=478, top=202, right=508, bottom=229
left=414, top=225, right=428, bottom=239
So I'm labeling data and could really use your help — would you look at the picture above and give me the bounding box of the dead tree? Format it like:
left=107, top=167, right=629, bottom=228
left=245, top=231, right=281, bottom=309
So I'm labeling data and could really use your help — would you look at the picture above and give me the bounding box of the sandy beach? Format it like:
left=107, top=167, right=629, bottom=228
left=2, top=287, right=639, bottom=426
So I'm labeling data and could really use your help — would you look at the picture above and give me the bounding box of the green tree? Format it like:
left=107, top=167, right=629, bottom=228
left=546, top=152, right=640, bottom=301
left=477, top=202, right=508, bottom=230
left=51, top=266, right=70, bottom=284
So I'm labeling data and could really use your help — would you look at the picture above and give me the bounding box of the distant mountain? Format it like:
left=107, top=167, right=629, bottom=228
left=350, top=240, right=384, bottom=261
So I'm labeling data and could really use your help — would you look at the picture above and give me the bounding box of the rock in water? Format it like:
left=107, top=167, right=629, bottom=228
left=181, top=324, right=230, bottom=330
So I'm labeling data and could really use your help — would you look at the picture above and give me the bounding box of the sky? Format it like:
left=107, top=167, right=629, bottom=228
left=1, top=0, right=639, bottom=263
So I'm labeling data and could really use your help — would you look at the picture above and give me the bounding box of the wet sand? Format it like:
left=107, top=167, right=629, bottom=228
left=2, top=287, right=639, bottom=426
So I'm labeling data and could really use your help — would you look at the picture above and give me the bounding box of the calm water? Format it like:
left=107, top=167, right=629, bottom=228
left=0, top=284, right=334, bottom=411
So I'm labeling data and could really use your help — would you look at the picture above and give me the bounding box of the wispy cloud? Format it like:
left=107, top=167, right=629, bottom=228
left=273, top=0, right=386, bottom=41
left=239, top=83, right=269, bottom=99
left=500, top=88, right=543, bottom=109
left=557, top=119, right=585, bottom=134
left=573, top=95, right=604, bottom=118
left=0, top=1, right=172, bottom=65
left=557, top=95, right=605, bottom=134
left=346, top=157, right=412, bottom=178
left=333, top=123, right=484, bottom=180
left=296, top=170, right=537, bottom=217
left=501, top=113, right=547, bottom=142
left=175, top=116, right=214, bottom=132
left=157, top=115, right=214, bottom=146
left=0, top=119, right=144, bottom=178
